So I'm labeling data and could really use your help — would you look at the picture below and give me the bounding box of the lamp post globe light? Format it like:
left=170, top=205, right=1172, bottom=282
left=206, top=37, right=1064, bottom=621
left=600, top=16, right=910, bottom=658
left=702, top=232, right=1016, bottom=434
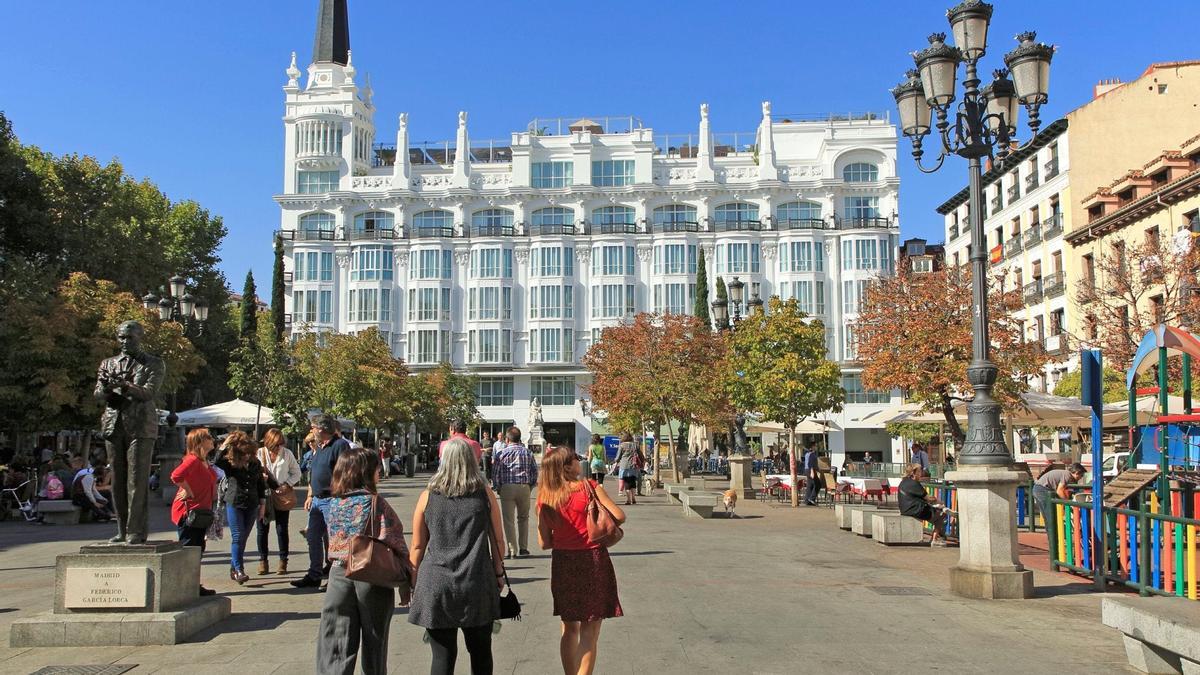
left=891, top=0, right=1053, bottom=599
left=712, top=277, right=766, bottom=498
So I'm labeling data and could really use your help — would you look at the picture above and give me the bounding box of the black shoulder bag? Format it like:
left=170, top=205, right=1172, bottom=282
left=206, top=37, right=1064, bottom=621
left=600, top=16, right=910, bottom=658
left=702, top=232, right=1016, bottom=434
left=485, top=493, right=522, bottom=620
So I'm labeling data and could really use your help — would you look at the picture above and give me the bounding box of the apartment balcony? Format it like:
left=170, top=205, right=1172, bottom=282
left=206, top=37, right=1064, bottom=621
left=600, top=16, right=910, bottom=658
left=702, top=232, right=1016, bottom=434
left=1024, top=280, right=1044, bottom=305
left=1044, top=158, right=1059, bottom=179
left=287, top=228, right=336, bottom=242
left=780, top=218, right=826, bottom=231
left=591, top=222, right=640, bottom=235
left=1076, top=280, right=1097, bottom=305
left=1042, top=213, right=1064, bottom=239
left=531, top=223, right=577, bottom=236
left=408, top=226, right=458, bottom=239
left=283, top=272, right=293, bottom=284
left=837, top=216, right=893, bottom=230
left=990, top=196, right=1002, bottom=215
left=1025, top=173, right=1040, bottom=192
left=718, top=219, right=765, bottom=232
left=1007, top=184, right=1020, bottom=202
left=654, top=220, right=700, bottom=233
left=283, top=313, right=292, bottom=326
left=1044, top=333, right=1069, bottom=356
left=1023, top=224, right=1042, bottom=248
left=1005, top=240, right=1022, bottom=259
left=347, top=227, right=397, bottom=241
left=1043, top=270, right=1065, bottom=298
left=948, top=224, right=959, bottom=240
left=469, top=225, right=517, bottom=238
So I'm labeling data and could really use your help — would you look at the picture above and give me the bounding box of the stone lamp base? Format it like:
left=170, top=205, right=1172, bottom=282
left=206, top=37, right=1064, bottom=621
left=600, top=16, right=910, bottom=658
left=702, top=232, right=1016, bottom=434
left=945, top=466, right=1034, bottom=600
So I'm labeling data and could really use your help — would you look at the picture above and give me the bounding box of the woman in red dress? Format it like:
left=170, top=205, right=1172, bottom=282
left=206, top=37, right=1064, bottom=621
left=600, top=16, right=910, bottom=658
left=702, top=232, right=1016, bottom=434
left=537, top=446, right=625, bottom=675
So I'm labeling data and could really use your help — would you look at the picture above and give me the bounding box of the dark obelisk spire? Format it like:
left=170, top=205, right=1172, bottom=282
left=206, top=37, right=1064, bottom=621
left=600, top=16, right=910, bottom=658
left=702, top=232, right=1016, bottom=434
left=312, top=0, right=350, bottom=66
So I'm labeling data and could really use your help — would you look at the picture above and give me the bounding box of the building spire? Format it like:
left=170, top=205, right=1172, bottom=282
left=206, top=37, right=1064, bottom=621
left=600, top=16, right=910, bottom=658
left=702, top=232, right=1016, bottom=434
left=312, top=0, right=350, bottom=66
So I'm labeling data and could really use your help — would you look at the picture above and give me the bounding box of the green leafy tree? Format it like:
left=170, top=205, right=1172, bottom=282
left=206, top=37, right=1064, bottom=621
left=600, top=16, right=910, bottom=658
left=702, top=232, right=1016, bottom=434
left=694, top=248, right=710, bottom=327
left=0, top=112, right=51, bottom=264
left=725, top=297, right=845, bottom=506
left=1052, top=366, right=1128, bottom=404
left=228, top=322, right=311, bottom=438
left=715, top=275, right=728, bottom=310
left=407, top=363, right=480, bottom=437
left=293, top=328, right=410, bottom=429
left=239, top=271, right=258, bottom=347
left=271, top=234, right=286, bottom=343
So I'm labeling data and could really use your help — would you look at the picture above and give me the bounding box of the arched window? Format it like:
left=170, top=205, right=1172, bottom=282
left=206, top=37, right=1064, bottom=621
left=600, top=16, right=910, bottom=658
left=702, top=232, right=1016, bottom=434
left=776, top=201, right=823, bottom=229
left=592, top=206, right=636, bottom=234
left=843, top=162, right=879, bottom=182
left=652, top=204, right=699, bottom=232
left=411, top=210, right=454, bottom=237
left=713, top=202, right=760, bottom=231
left=471, top=208, right=514, bottom=236
left=530, top=207, right=575, bottom=235
left=353, top=211, right=394, bottom=239
left=298, top=212, right=336, bottom=240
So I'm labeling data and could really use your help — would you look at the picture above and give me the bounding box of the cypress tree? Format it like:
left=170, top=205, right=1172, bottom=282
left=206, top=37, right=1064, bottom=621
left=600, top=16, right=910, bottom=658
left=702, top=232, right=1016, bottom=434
left=694, top=248, right=710, bottom=327
left=239, top=270, right=258, bottom=347
left=270, top=234, right=285, bottom=342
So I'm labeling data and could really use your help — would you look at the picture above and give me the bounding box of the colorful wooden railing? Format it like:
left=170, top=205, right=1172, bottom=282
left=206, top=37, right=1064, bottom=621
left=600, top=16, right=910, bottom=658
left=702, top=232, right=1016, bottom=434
left=1050, top=493, right=1199, bottom=600
left=921, top=481, right=1043, bottom=540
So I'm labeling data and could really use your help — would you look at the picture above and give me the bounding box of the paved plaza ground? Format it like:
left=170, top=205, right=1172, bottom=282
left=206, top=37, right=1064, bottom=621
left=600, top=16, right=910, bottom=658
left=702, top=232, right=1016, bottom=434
left=0, top=474, right=1134, bottom=674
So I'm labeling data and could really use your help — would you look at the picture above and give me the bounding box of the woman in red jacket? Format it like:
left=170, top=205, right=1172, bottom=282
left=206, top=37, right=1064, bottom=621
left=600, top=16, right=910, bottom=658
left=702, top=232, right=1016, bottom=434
left=537, top=446, right=626, bottom=675
left=172, top=428, right=218, bottom=596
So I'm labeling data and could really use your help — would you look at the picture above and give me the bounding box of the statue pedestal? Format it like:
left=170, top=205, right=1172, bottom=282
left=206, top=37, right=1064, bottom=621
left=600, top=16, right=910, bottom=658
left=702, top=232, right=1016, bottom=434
left=9, top=541, right=230, bottom=646
left=528, top=425, right=544, bottom=450
left=728, top=455, right=755, bottom=499
left=945, top=467, right=1034, bottom=600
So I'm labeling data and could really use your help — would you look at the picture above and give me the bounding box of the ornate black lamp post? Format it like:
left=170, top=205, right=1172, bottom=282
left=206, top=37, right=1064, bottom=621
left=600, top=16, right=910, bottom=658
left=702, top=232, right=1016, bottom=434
left=891, top=1, right=1054, bottom=599
left=892, top=2, right=1053, bottom=466
left=712, top=277, right=765, bottom=495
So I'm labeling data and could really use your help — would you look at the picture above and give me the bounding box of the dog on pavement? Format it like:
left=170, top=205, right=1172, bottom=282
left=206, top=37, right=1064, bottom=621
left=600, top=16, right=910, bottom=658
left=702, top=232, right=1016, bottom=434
left=722, top=489, right=738, bottom=518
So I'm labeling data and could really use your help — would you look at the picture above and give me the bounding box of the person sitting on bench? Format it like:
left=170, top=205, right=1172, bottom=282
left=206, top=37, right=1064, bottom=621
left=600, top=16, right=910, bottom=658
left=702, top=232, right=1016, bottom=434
left=897, top=463, right=952, bottom=547
left=71, top=458, right=114, bottom=522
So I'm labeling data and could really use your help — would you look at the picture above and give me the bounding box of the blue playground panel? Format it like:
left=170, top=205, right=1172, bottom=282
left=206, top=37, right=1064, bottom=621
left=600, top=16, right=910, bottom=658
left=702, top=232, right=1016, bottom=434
left=1136, top=423, right=1200, bottom=466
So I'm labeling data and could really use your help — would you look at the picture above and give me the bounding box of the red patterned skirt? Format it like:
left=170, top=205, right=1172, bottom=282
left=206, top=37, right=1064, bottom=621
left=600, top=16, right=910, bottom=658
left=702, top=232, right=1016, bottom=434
left=551, top=547, right=623, bottom=622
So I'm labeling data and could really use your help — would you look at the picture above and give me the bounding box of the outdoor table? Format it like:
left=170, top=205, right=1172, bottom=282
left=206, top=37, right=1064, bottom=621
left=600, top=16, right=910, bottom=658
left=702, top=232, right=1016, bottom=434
left=765, top=474, right=805, bottom=490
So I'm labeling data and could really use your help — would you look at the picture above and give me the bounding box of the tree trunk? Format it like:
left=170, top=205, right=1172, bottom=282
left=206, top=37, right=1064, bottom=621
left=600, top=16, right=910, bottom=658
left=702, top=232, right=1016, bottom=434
left=788, top=423, right=799, bottom=508
left=940, top=393, right=965, bottom=451
left=659, top=402, right=680, bottom=484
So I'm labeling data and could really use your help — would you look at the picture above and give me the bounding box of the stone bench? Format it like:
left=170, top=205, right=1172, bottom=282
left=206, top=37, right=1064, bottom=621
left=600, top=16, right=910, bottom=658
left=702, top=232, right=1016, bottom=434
left=37, top=500, right=81, bottom=525
left=835, top=503, right=878, bottom=531
left=871, top=512, right=925, bottom=545
left=850, top=507, right=881, bottom=536
left=663, top=484, right=695, bottom=502
left=680, top=491, right=721, bottom=519
left=1102, top=596, right=1200, bottom=674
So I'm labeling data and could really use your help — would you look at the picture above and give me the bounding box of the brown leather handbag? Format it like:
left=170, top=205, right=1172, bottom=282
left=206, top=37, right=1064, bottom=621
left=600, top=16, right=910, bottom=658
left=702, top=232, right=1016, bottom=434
left=272, top=484, right=297, bottom=511
left=581, top=480, right=624, bottom=548
left=345, top=495, right=412, bottom=593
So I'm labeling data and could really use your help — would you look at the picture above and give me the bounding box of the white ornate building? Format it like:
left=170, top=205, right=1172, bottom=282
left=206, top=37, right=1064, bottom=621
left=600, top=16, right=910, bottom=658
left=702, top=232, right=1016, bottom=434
left=279, top=0, right=902, bottom=463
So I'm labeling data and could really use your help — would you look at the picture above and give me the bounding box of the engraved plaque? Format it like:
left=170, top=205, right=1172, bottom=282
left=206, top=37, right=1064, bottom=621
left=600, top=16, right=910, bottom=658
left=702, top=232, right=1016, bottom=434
left=64, top=567, right=149, bottom=609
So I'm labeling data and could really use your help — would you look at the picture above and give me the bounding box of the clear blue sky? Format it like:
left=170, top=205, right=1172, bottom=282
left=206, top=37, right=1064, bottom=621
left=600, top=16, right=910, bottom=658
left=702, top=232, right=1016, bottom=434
left=6, top=1, right=1197, bottom=295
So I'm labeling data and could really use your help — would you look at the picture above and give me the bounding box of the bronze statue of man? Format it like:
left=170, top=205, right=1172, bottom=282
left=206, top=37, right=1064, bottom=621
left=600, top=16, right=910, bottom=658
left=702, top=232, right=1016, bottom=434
left=94, top=320, right=165, bottom=544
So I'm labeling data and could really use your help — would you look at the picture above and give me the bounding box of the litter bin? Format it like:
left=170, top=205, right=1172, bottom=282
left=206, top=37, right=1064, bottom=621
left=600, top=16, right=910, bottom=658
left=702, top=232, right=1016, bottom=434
left=405, top=453, right=416, bottom=478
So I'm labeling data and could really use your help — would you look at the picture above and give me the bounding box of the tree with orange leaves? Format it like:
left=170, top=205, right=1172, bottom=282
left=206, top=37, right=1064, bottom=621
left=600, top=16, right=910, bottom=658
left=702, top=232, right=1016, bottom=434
left=855, top=266, right=1048, bottom=449
left=583, top=312, right=731, bottom=483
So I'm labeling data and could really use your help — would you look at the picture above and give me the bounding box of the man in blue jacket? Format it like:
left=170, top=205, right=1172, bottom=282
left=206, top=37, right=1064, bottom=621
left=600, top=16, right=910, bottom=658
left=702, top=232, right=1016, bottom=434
left=292, top=414, right=349, bottom=589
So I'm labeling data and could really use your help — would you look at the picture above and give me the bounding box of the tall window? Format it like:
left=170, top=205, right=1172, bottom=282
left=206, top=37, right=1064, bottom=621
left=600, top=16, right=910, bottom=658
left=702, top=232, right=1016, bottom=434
left=530, top=376, right=576, bottom=405
left=791, top=280, right=825, bottom=315
left=842, top=163, right=879, bottom=182
left=353, top=211, right=393, bottom=235
left=592, top=206, right=635, bottom=232
left=294, top=251, right=334, bottom=281
left=844, top=196, right=880, bottom=221
left=592, top=245, right=635, bottom=276
left=407, top=330, right=451, bottom=365
left=350, top=246, right=394, bottom=281
left=777, top=201, right=822, bottom=225
left=842, top=374, right=888, bottom=404
left=654, top=244, right=697, bottom=274
left=471, top=209, right=514, bottom=235
left=842, top=279, right=870, bottom=314
left=529, top=285, right=573, bottom=319
left=530, top=207, right=575, bottom=234
left=297, top=170, right=339, bottom=194
left=411, top=209, right=454, bottom=236
left=591, top=160, right=635, bottom=187
left=468, top=329, right=512, bottom=364
left=779, top=241, right=823, bottom=272
left=531, top=246, right=574, bottom=277
left=717, top=242, right=760, bottom=274
left=591, top=284, right=636, bottom=318
left=469, top=248, right=513, bottom=279
left=652, top=204, right=698, bottom=229
left=653, top=283, right=694, bottom=314
left=299, top=212, right=335, bottom=234
left=477, top=377, right=514, bottom=406
left=407, top=287, right=451, bottom=321
left=347, top=288, right=391, bottom=323
left=292, top=290, right=331, bottom=324
left=411, top=249, right=452, bottom=279
left=714, top=202, right=760, bottom=226
left=841, top=238, right=891, bottom=271
left=467, top=287, right=511, bottom=320
left=531, top=161, right=573, bottom=188
left=530, top=329, right=574, bottom=363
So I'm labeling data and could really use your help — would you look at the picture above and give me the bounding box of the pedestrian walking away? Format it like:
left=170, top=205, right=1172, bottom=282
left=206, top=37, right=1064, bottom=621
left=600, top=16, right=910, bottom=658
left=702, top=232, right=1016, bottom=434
left=537, top=446, right=625, bottom=675
left=439, top=419, right=483, bottom=463
left=587, top=435, right=607, bottom=486
left=409, top=438, right=504, bottom=675
left=293, top=414, right=350, bottom=590
left=802, top=445, right=822, bottom=506
left=316, top=446, right=411, bottom=675
left=613, top=432, right=640, bottom=506
left=171, top=427, right=219, bottom=596
left=214, top=431, right=267, bottom=585
left=256, top=427, right=302, bottom=576
left=492, top=426, right=538, bottom=558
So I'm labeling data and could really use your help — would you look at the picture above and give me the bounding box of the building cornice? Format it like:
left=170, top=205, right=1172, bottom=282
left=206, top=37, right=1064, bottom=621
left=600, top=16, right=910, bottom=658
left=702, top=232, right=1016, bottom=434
left=936, top=118, right=1069, bottom=215
left=1065, top=168, right=1200, bottom=245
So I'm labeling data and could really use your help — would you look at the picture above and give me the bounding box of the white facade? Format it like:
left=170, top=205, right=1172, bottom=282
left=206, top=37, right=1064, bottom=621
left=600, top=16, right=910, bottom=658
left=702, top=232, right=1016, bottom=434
left=277, top=26, right=902, bottom=463
left=939, top=120, right=1077, bottom=392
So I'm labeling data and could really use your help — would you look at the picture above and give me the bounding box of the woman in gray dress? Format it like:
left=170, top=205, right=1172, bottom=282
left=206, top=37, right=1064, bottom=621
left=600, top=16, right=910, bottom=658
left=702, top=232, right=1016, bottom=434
left=409, top=438, right=505, bottom=675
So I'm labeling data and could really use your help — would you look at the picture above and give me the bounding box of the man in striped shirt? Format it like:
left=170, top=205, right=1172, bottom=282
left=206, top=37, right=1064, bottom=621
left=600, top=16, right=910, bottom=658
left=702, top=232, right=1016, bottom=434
left=493, top=426, right=538, bottom=558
